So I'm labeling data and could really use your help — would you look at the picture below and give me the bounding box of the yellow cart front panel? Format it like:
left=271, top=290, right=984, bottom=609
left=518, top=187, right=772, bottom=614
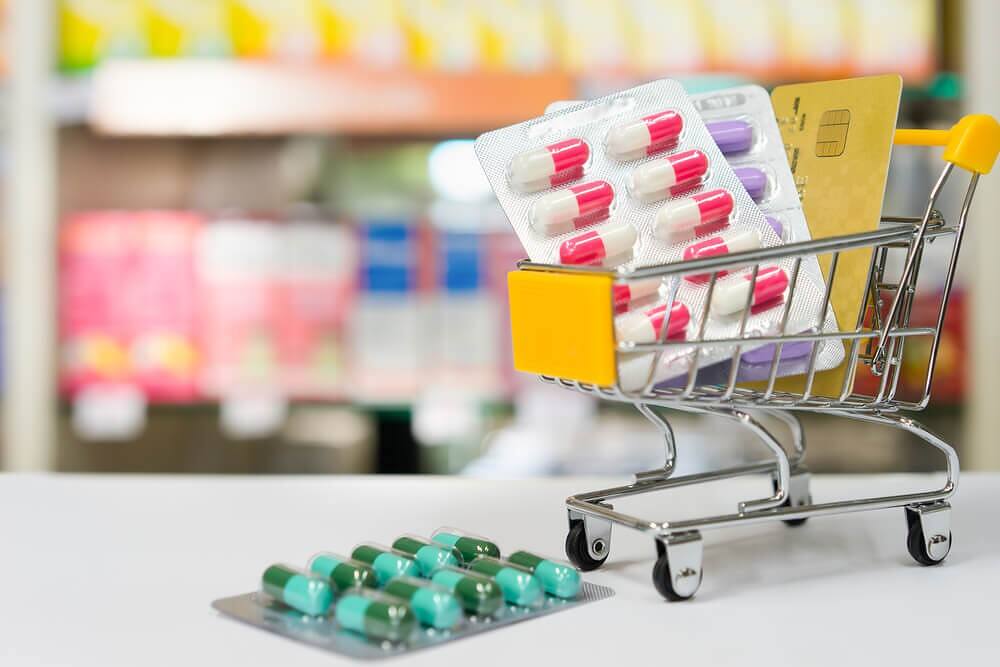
left=507, top=269, right=616, bottom=386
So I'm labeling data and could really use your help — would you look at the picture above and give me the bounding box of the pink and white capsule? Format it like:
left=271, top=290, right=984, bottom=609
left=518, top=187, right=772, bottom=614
left=613, top=278, right=662, bottom=313
left=530, top=180, right=614, bottom=234
left=559, top=223, right=637, bottom=266
left=629, top=149, right=709, bottom=201
left=683, top=229, right=761, bottom=282
left=508, top=138, right=590, bottom=191
left=606, top=109, right=684, bottom=160
left=654, top=188, right=734, bottom=241
left=615, top=301, right=690, bottom=343
left=710, top=265, right=789, bottom=316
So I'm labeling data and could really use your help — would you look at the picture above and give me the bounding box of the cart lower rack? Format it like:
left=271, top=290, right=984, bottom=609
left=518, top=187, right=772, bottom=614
left=507, top=115, right=1000, bottom=600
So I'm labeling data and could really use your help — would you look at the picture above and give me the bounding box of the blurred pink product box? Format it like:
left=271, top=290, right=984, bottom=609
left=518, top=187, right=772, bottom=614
left=59, top=210, right=202, bottom=401
left=59, top=211, right=135, bottom=396
left=195, top=217, right=282, bottom=398
left=128, top=211, right=202, bottom=401
left=274, top=222, right=355, bottom=399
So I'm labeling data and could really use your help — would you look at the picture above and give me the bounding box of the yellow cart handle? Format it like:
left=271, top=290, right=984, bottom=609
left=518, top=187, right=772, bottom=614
left=894, top=114, right=1000, bottom=174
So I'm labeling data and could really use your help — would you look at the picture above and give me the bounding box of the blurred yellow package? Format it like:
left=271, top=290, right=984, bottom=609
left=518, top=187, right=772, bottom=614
left=144, top=0, right=230, bottom=57
left=702, top=0, right=781, bottom=76
left=398, top=0, right=482, bottom=71
left=313, top=0, right=403, bottom=66
left=227, top=0, right=320, bottom=60
left=549, top=0, right=628, bottom=73
left=621, top=0, right=706, bottom=74
left=59, top=0, right=147, bottom=72
left=846, top=0, right=935, bottom=81
left=477, top=0, right=553, bottom=72
left=775, top=0, right=849, bottom=76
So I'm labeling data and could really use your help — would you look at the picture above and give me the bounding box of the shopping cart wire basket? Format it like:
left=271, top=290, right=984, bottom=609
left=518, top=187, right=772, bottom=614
left=507, top=114, right=1000, bottom=600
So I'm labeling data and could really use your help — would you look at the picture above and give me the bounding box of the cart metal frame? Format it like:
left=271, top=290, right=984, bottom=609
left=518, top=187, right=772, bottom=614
left=507, top=116, right=999, bottom=600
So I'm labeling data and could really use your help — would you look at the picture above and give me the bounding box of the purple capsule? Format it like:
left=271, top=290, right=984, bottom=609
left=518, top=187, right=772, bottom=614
left=707, top=119, right=753, bottom=155
left=765, top=216, right=784, bottom=239
left=735, top=166, right=767, bottom=201
left=741, top=340, right=813, bottom=365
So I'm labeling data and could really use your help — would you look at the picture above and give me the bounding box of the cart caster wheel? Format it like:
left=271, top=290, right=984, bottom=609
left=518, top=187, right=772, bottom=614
left=565, top=521, right=609, bottom=572
left=652, top=553, right=702, bottom=601
left=653, top=533, right=703, bottom=602
left=779, top=495, right=811, bottom=527
left=905, top=505, right=952, bottom=566
left=773, top=474, right=811, bottom=527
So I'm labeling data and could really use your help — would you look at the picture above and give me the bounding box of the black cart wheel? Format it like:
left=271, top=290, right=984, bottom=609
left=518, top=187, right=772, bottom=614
left=905, top=508, right=952, bottom=566
left=772, top=478, right=810, bottom=527
left=565, top=521, right=609, bottom=572
left=652, top=552, right=700, bottom=602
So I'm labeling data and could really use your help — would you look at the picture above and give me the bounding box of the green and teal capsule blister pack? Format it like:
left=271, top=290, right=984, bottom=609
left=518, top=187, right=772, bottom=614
left=212, top=527, right=614, bottom=660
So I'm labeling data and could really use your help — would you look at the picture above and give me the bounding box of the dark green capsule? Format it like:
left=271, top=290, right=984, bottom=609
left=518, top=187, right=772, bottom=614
left=351, top=543, right=421, bottom=585
left=335, top=591, right=416, bottom=643
left=431, top=528, right=500, bottom=563
left=467, top=556, right=542, bottom=606
left=261, top=564, right=333, bottom=616
left=383, top=576, right=462, bottom=629
left=392, top=535, right=462, bottom=576
left=308, top=552, right=376, bottom=592
left=508, top=550, right=581, bottom=598
left=430, top=567, right=503, bottom=616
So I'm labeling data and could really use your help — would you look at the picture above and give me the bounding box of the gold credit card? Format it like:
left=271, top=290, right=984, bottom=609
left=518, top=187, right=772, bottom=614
left=767, top=74, right=902, bottom=398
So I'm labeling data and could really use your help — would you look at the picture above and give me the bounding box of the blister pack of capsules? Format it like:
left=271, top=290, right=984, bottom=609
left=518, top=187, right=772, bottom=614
left=655, top=85, right=844, bottom=386
left=479, top=79, right=836, bottom=391
left=213, top=527, right=613, bottom=660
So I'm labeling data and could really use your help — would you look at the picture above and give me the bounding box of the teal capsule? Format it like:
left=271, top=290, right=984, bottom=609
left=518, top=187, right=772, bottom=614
left=383, top=576, right=462, bottom=630
left=308, top=552, right=377, bottom=593
left=351, top=543, right=421, bottom=585
left=467, top=556, right=542, bottom=607
left=392, top=535, right=462, bottom=576
left=431, top=528, right=500, bottom=563
left=261, top=564, right=333, bottom=616
left=335, top=590, right=416, bottom=643
left=508, top=550, right=581, bottom=599
left=431, top=567, right=503, bottom=617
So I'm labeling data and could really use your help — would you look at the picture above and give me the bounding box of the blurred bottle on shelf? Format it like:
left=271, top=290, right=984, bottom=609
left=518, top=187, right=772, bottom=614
left=348, top=218, right=431, bottom=404
left=227, top=0, right=320, bottom=60
left=146, top=0, right=231, bottom=58
left=314, top=0, right=404, bottom=67
left=477, top=0, right=553, bottom=72
left=59, top=0, right=147, bottom=71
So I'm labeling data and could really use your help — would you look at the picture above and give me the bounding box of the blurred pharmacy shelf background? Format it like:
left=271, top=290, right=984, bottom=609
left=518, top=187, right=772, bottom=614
left=1, top=0, right=999, bottom=476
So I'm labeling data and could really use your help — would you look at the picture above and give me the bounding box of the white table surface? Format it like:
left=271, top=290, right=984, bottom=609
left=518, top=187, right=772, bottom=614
left=2, top=473, right=997, bottom=665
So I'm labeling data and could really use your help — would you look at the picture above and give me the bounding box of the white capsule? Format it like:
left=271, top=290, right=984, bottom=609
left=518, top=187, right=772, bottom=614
left=560, top=223, right=638, bottom=266
left=654, top=189, right=734, bottom=241
left=615, top=302, right=690, bottom=343
left=508, top=138, right=589, bottom=191
left=613, top=278, right=662, bottom=313
left=617, top=353, right=657, bottom=392
left=628, top=149, right=708, bottom=201
left=606, top=110, right=684, bottom=160
left=710, top=266, right=790, bottom=316
left=530, top=180, right=614, bottom=235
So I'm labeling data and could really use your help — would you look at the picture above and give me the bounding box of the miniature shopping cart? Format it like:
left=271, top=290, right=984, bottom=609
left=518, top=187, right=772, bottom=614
left=507, top=115, right=1000, bottom=600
